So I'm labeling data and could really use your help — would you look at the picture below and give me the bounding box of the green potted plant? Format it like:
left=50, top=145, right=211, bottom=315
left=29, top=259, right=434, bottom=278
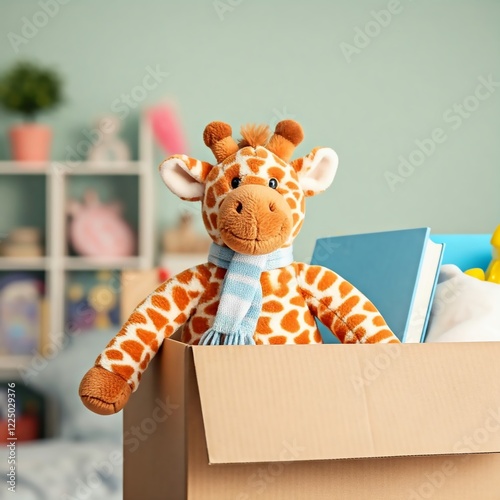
left=0, top=61, right=63, bottom=163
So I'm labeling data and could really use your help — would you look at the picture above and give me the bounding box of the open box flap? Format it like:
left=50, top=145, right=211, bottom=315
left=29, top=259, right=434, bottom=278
left=192, top=342, right=500, bottom=464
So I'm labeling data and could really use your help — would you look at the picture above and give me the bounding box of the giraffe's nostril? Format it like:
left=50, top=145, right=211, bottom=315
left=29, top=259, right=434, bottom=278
left=236, top=202, right=243, bottom=214
left=269, top=202, right=276, bottom=212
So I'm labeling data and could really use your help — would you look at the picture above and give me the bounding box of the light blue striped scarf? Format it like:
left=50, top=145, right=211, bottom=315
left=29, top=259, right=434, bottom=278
left=199, top=243, right=294, bottom=346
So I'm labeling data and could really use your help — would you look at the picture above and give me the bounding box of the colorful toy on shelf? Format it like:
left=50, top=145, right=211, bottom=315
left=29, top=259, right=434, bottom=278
left=464, top=224, right=500, bottom=283
left=87, top=115, right=131, bottom=162
left=1, top=227, right=43, bottom=258
left=0, top=273, right=43, bottom=355
left=66, top=271, right=120, bottom=332
left=79, top=119, right=399, bottom=416
left=67, top=189, right=135, bottom=258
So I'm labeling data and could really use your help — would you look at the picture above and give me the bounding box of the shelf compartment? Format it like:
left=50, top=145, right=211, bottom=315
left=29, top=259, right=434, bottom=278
left=64, top=256, right=142, bottom=270
left=56, top=161, right=144, bottom=175
left=0, top=257, right=48, bottom=270
left=0, top=162, right=50, bottom=174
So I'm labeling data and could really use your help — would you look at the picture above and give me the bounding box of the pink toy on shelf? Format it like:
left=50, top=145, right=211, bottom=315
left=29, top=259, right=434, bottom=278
left=67, top=189, right=135, bottom=258
left=147, top=103, right=187, bottom=155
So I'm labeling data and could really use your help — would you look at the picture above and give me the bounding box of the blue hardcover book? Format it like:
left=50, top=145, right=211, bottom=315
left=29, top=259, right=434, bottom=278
left=311, top=228, right=444, bottom=343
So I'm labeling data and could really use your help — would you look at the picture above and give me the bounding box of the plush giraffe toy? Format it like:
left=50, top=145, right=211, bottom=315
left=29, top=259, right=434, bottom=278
left=79, top=120, right=399, bottom=415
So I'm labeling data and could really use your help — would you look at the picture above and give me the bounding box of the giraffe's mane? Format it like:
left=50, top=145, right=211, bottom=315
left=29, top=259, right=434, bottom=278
left=238, top=123, right=271, bottom=148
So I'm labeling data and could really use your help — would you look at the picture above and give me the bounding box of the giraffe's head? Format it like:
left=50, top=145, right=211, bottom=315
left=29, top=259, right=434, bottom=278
left=160, top=120, right=338, bottom=256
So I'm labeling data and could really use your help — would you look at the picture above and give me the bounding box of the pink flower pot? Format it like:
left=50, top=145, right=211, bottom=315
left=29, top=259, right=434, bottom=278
left=9, top=124, right=52, bottom=163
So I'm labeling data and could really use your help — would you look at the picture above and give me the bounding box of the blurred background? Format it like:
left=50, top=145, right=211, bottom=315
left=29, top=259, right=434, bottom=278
left=0, top=0, right=499, bottom=498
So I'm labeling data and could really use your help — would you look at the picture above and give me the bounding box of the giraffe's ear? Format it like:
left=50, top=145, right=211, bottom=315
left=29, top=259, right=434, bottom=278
left=291, top=147, right=339, bottom=197
left=159, top=154, right=213, bottom=201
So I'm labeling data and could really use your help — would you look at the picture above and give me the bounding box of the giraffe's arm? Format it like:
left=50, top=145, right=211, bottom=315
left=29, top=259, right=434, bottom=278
left=296, top=263, right=400, bottom=344
left=79, top=264, right=209, bottom=415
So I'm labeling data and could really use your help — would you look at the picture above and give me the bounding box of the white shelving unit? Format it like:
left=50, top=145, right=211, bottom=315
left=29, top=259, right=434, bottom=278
left=0, top=112, right=155, bottom=372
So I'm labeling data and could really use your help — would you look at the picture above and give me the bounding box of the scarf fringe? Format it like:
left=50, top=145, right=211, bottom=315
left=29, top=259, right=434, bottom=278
left=199, top=328, right=256, bottom=346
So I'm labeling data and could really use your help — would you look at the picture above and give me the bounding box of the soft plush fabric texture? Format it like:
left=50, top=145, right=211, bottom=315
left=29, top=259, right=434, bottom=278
left=200, top=243, right=294, bottom=345
left=425, top=264, right=500, bottom=342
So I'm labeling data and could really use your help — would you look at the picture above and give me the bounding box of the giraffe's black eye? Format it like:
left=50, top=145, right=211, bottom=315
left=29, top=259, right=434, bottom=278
left=231, top=177, right=241, bottom=189
left=268, top=178, right=278, bottom=189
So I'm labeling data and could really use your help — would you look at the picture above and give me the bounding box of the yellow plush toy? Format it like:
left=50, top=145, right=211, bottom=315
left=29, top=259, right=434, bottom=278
left=465, top=224, right=500, bottom=283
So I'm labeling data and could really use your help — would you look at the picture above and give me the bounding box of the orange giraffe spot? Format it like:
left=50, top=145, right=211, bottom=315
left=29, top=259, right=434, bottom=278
left=214, top=266, right=226, bottom=280
left=318, top=271, right=337, bottom=291
left=286, top=181, right=300, bottom=190
left=165, top=325, right=175, bottom=336
left=363, top=301, right=377, bottom=312
left=192, top=316, right=210, bottom=334
left=111, top=364, right=134, bottom=381
left=121, top=340, right=144, bottom=362
left=224, top=163, right=241, bottom=182
left=292, top=213, right=300, bottom=227
left=151, top=294, right=171, bottom=312
left=337, top=295, right=360, bottom=319
left=247, top=158, right=265, bottom=173
left=294, top=330, right=311, bottom=344
left=182, top=328, right=192, bottom=344
left=304, top=311, right=316, bottom=326
left=172, top=286, right=190, bottom=310
left=139, top=353, right=151, bottom=371
left=262, top=300, right=284, bottom=313
left=215, top=179, right=229, bottom=196
left=281, top=310, right=300, bottom=333
left=256, top=148, right=268, bottom=158
left=321, top=296, right=333, bottom=308
left=268, top=166, right=285, bottom=182
left=271, top=269, right=293, bottom=298
left=188, top=290, right=200, bottom=299
left=137, top=328, right=157, bottom=345
left=187, top=157, right=198, bottom=169
left=200, top=161, right=212, bottom=180
left=372, top=315, right=386, bottom=327
left=339, top=281, right=354, bottom=298
left=256, top=316, right=273, bottom=335
left=313, top=329, right=322, bottom=343
left=205, top=186, right=216, bottom=208
left=305, top=189, right=314, bottom=197
left=203, top=281, right=220, bottom=302
left=290, top=295, right=304, bottom=306
left=147, top=308, right=167, bottom=330
left=332, top=318, right=349, bottom=343
left=175, top=312, right=187, bottom=324
left=129, top=311, right=147, bottom=324
left=204, top=300, right=219, bottom=316
left=300, top=196, right=305, bottom=213
left=367, top=329, right=397, bottom=343
left=150, top=340, right=159, bottom=352
left=286, top=197, right=297, bottom=210
left=210, top=213, right=218, bottom=230
left=202, top=211, right=211, bottom=230
left=177, top=270, right=194, bottom=284
left=95, top=354, right=102, bottom=365
left=305, top=266, right=321, bottom=285
left=196, top=266, right=212, bottom=287
left=346, top=314, right=367, bottom=331
left=269, top=335, right=287, bottom=344
left=105, top=349, right=123, bottom=360
left=291, top=157, right=303, bottom=172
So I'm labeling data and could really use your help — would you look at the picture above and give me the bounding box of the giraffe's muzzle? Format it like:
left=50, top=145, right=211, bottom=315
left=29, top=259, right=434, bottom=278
left=218, top=184, right=293, bottom=255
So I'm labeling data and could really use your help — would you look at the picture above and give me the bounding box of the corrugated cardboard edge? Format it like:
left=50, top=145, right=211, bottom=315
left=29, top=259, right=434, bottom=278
left=124, top=335, right=188, bottom=500
left=191, top=342, right=500, bottom=464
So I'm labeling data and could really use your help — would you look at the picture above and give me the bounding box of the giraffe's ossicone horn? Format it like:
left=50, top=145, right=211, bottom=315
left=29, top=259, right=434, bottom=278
left=203, top=122, right=239, bottom=163
left=266, top=120, right=304, bottom=162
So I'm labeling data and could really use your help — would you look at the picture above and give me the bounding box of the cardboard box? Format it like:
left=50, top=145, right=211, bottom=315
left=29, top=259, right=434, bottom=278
left=124, top=337, right=500, bottom=499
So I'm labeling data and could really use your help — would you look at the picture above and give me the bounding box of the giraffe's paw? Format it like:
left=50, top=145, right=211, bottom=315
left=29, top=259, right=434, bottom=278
left=79, top=366, right=132, bottom=415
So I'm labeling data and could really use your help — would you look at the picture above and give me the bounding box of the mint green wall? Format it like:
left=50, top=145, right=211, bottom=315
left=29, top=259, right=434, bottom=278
left=1, top=0, right=499, bottom=262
